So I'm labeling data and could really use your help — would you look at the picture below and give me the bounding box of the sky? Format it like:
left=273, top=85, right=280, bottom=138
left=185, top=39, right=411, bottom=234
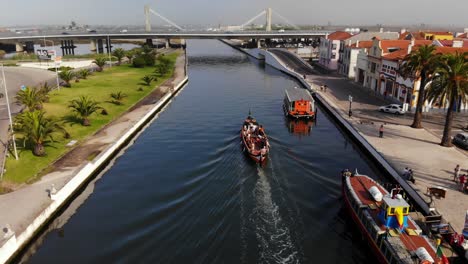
left=2, top=0, right=467, bottom=27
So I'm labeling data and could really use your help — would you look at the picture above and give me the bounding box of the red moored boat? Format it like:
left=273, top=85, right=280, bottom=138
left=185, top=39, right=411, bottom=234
left=341, top=170, right=445, bottom=264
left=241, top=115, right=269, bottom=164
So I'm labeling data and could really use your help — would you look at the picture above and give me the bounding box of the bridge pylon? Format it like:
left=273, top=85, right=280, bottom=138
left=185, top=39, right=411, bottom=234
left=145, top=5, right=151, bottom=32
left=266, top=8, right=272, bottom=32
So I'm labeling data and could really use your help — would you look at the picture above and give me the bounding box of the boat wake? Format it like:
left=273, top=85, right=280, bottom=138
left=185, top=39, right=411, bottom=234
left=253, top=166, right=299, bottom=264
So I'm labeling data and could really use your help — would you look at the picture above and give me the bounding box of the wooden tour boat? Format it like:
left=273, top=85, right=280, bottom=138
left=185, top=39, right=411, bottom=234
left=283, top=87, right=316, bottom=119
left=241, top=115, right=269, bottom=164
left=341, top=170, right=449, bottom=264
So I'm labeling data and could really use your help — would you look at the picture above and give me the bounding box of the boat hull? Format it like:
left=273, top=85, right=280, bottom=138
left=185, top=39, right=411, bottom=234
left=341, top=176, right=389, bottom=264
left=283, top=104, right=315, bottom=119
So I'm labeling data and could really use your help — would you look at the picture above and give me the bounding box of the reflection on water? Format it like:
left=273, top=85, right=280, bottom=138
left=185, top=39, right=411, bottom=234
left=285, top=118, right=315, bottom=136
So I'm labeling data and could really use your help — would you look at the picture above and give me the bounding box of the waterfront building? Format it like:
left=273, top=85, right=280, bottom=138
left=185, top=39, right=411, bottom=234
left=338, top=31, right=399, bottom=79
left=318, top=31, right=352, bottom=71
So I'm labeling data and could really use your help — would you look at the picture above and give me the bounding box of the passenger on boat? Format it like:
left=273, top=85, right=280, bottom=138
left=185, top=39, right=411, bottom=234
left=342, top=169, right=352, bottom=177
left=260, top=147, right=267, bottom=156
left=251, top=142, right=255, bottom=151
left=259, top=125, right=264, bottom=134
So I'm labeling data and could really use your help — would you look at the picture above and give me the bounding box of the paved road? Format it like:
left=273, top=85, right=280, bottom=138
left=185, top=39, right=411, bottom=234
left=268, top=49, right=468, bottom=148
left=0, top=67, right=56, bottom=174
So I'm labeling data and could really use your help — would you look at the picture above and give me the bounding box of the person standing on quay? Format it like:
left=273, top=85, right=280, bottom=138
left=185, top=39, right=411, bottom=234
left=454, top=164, right=460, bottom=181
left=379, top=125, right=384, bottom=138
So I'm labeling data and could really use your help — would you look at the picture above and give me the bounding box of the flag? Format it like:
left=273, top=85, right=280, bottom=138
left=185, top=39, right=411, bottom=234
left=436, top=239, right=449, bottom=264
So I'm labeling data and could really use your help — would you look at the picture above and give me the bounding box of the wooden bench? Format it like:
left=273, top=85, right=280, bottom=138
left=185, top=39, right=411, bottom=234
left=427, top=186, right=446, bottom=198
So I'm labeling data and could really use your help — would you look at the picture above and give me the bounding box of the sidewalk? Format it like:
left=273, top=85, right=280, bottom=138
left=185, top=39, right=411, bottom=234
left=315, top=86, right=468, bottom=233
left=264, top=48, right=467, bottom=234
left=0, top=52, right=186, bottom=242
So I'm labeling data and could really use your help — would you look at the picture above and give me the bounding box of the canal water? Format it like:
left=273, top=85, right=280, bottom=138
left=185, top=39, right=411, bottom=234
left=20, top=40, right=386, bottom=264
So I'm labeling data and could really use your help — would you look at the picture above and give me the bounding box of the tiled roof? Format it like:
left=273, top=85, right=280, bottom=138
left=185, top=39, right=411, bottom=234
left=344, top=32, right=399, bottom=43
left=327, top=31, right=352, bottom=40
left=382, top=49, right=408, bottom=61
left=380, top=40, right=411, bottom=54
left=438, top=39, right=468, bottom=47
left=457, top=33, right=467, bottom=39
left=413, top=40, right=432, bottom=47
left=434, top=46, right=468, bottom=55
left=349, top=40, right=373, bottom=49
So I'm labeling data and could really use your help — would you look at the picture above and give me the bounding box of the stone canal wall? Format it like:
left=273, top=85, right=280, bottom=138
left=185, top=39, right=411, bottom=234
left=222, top=40, right=434, bottom=216
left=0, top=54, right=188, bottom=264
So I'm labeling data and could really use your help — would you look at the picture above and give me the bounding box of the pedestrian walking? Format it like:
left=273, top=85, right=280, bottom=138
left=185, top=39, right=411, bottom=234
left=454, top=164, right=460, bottom=181
left=324, top=85, right=328, bottom=92
left=348, top=109, right=352, bottom=118
left=402, top=167, right=409, bottom=178
left=320, top=85, right=324, bottom=91
left=303, top=74, right=306, bottom=79
left=379, top=125, right=384, bottom=138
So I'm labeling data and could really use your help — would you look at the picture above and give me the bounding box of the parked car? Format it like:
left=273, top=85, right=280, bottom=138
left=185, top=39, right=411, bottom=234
left=379, top=104, right=405, bottom=115
left=452, top=132, right=468, bottom=150
left=89, top=30, right=97, bottom=33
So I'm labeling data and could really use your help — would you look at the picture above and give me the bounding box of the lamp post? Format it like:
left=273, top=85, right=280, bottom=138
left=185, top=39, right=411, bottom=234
left=348, top=95, right=353, bottom=118
left=1, top=64, right=19, bottom=160
left=107, top=35, right=112, bottom=68
left=43, top=38, right=60, bottom=90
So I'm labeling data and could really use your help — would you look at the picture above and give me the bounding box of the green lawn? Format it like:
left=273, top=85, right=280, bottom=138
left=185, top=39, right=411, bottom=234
left=4, top=52, right=179, bottom=184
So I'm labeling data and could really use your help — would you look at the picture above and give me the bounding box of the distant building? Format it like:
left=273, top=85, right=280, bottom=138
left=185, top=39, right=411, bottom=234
left=318, top=31, right=352, bottom=71
left=219, top=25, right=243, bottom=31
left=338, top=31, right=399, bottom=78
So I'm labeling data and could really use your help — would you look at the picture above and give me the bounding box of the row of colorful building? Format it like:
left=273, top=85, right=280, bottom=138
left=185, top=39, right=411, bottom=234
left=318, top=29, right=468, bottom=112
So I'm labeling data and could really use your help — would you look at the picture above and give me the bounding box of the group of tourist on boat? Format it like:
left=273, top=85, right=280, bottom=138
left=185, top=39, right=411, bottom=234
left=240, top=87, right=316, bottom=165
left=241, top=114, right=270, bottom=164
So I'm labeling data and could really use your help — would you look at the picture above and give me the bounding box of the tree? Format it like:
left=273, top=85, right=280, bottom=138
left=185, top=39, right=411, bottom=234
left=109, top=91, right=128, bottom=105
left=112, top=48, right=126, bottom=65
left=78, top=69, right=90, bottom=79
left=126, top=49, right=137, bottom=64
left=59, top=70, right=75, bottom=87
left=426, top=52, right=468, bottom=147
left=93, top=56, right=107, bottom=72
left=14, top=110, right=68, bottom=156
left=38, top=82, right=52, bottom=102
left=68, top=96, right=102, bottom=126
left=0, top=50, right=5, bottom=59
left=399, top=45, right=438, bottom=128
left=15, top=86, right=46, bottom=111
left=141, top=75, right=153, bottom=86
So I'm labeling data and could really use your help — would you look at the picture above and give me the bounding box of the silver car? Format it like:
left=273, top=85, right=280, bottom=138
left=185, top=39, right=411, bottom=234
left=379, top=104, right=405, bottom=115
left=452, top=132, right=468, bottom=150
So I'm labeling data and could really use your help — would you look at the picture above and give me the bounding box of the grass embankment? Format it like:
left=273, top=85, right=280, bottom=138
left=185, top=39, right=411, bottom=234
left=4, top=52, right=179, bottom=184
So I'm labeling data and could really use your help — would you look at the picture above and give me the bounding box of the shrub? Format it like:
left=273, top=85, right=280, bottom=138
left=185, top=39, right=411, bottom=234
left=132, top=56, right=146, bottom=68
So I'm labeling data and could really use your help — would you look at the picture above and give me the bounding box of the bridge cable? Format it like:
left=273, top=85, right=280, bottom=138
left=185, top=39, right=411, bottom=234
left=148, top=8, right=185, bottom=31
left=240, top=10, right=267, bottom=29
left=271, top=9, right=300, bottom=30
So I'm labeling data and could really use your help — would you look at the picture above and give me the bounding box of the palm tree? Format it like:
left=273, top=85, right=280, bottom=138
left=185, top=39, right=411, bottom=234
left=109, top=91, right=128, bottom=105
left=399, top=45, right=438, bottom=128
left=78, top=69, right=90, bottom=79
left=426, top=52, right=468, bottom=147
left=68, top=96, right=102, bottom=126
left=141, top=75, right=153, bottom=86
left=93, top=56, right=107, bottom=72
left=59, top=70, right=75, bottom=87
left=38, top=82, right=52, bottom=102
left=112, top=48, right=126, bottom=65
left=125, top=50, right=135, bottom=64
left=14, top=110, right=68, bottom=156
left=15, top=86, right=46, bottom=111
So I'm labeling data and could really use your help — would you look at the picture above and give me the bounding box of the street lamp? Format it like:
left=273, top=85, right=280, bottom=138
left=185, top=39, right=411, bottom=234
left=107, top=35, right=112, bottom=68
left=42, top=37, right=60, bottom=91
left=1, top=64, right=19, bottom=161
left=348, top=95, right=353, bottom=118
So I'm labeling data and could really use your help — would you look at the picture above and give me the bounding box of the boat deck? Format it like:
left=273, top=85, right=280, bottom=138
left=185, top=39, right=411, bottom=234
left=347, top=175, right=438, bottom=262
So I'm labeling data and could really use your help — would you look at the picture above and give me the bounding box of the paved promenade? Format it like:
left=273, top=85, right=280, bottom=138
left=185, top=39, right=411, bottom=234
left=0, top=52, right=186, bottom=244
left=263, top=48, right=467, bottom=233
left=315, top=86, right=468, bottom=233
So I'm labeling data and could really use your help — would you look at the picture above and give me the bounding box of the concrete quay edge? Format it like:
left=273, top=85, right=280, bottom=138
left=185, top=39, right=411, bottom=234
left=222, top=41, right=435, bottom=214
left=0, top=72, right=188, bottom=264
